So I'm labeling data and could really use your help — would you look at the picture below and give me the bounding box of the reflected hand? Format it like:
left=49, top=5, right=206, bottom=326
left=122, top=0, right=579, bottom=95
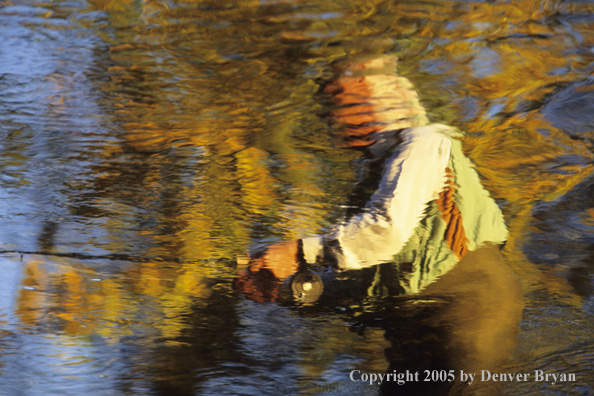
left=234, top=241, right=300, bottom=302
left=250, top=241, right=299, bottom=280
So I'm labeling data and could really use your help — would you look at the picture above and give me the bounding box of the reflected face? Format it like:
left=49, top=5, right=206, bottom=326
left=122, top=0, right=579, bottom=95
left=322, top=56, right=427, bottom=150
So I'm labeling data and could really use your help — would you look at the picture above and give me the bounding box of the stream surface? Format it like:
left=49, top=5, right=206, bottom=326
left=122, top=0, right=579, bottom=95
left=1, top=0, right=594, bottom=395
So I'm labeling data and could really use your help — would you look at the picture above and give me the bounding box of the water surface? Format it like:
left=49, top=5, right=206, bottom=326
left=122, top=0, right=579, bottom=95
left=1, top=0, right=594, bottom=395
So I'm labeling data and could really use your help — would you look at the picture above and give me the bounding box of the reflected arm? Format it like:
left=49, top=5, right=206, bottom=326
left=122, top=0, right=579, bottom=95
left=303, top=124, right=453, bottom=270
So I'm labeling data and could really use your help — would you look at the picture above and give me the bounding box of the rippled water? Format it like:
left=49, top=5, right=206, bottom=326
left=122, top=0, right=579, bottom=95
left=1, top=0, right=594, bottom=395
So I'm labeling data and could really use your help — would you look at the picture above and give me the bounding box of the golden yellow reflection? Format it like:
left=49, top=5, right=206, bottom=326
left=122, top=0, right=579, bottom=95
left=6, top=1, right=594, bottom=393
left=16, top=256, right=212, bottom=343
left=14, top=0, right=593, bottom=336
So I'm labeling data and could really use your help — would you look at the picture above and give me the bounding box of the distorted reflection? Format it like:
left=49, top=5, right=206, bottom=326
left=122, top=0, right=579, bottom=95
left=2, top=0, right=594, bottom=395
left=236, top=55, right=523, bottom=395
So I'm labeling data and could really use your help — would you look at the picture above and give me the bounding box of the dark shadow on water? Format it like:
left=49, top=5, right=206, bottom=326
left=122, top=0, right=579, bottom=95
left=527, top=172, right=594, bottom=299
left=261, top=246, right=524, bottom=396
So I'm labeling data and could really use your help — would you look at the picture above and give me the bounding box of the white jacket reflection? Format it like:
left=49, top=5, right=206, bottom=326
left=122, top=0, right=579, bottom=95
left=301, top=124, right=508, bottom=296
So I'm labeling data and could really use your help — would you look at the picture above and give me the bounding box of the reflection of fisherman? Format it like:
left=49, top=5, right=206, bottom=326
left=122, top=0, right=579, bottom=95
left=235, top=55, right=523, bottom=395
left=236, top=55, right=509, bottom=299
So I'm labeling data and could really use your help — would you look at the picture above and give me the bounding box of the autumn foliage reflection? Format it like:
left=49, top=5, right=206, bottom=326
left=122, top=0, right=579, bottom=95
left=11, top=0, right=594, bottom=384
